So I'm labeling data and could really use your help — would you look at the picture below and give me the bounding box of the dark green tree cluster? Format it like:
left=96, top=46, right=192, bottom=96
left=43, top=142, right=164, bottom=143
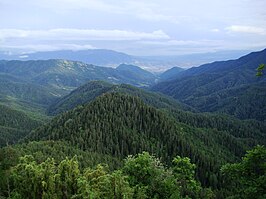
left=3, top=152, right=212, bottom=199
left=0, top=141, right=122, bottom=197
left=170, top=108, right=266, bottom=142
left=27, top=93, right=229, bottom=188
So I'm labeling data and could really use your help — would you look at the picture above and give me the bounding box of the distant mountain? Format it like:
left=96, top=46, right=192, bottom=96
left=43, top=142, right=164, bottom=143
left=0, top=72, right=57, bottom=126
left=0, top=49, right=251, bottom=71
left=176, top=49, right=266, bottom=78
left=115, top=64, right=157, bottom=86
left=0, top=59, right=159, bottom=128
left=152, top=49, right=266, bottom=121
left=159, top=67, right=184, bottom=81
left=0, top=59, right=157, bottom=96
left=0, top=49, right=136, bottom=67
left=0, top=73, right=58, bottom=106
left=47, top=81, right=192, bottom=115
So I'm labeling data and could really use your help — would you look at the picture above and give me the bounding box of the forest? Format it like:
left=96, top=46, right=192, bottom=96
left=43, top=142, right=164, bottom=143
left=0, top=91, right=265, bottom=198
left=0, top=49, right=265, bottom=199
left=1, top=143, right=265, bottom=199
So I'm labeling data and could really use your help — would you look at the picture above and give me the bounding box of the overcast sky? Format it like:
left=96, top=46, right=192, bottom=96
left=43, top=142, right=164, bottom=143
left=0, top=0, right=266, bottom=55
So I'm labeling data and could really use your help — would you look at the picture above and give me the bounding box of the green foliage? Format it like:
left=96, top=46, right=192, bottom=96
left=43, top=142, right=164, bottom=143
left=0, top=141, right=122, bottom=198
left=221, top=145, right=266, bottom=199
left=82, top=165, right=133, bottom=199
left=9, top=155, right=79, bottom=199
left=3, top=152, right=210, bottom=199
left=56, top=156, right=80, bottom=198
left=172, top=156, right=201, bottom=198
left=122, top=152, right=177, bottom=199
left=256, top=63, right=265, bottom=77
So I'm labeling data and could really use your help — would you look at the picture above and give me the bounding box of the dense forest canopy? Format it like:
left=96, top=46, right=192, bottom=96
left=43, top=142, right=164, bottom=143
left=0, top=49, right=265, bottom=199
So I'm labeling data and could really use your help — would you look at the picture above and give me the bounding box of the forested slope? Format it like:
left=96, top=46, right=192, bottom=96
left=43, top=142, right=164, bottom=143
left=152, top=49, right=266, bottom=121
left=0, top=59, right=157, bottom=96
left=27, top=93, right=263, bottom=188
left=0, top=105, right=43, bottom=147
left=47, top=81, right=193, bottom=115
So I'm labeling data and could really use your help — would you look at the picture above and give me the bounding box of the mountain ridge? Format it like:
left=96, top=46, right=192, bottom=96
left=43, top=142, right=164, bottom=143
left=47, top=81, right=193, bottom=115
left=0, top=59, right=157, bottom=95
left=152, top=48, right=266, bottom=121
left=0, top=49, right=253, bottom=71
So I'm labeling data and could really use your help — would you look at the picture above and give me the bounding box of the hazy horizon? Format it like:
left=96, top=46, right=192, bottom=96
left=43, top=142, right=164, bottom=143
left=1, top=0, right=266, bottom=56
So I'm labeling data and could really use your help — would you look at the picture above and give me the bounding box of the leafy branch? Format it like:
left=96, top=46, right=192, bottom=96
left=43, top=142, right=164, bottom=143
left=256, top=63, right=265, bottom=77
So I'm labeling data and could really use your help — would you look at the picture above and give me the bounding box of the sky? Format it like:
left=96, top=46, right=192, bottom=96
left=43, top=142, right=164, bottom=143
left=0, top=0, right=266, bottom=56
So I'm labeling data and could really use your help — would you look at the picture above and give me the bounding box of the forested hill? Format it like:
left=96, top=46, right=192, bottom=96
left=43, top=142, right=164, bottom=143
left=47, top=81, right=192, bottom=115
left=47, top=80, right=266, bottom=145
left=116, top=64, right=156, bottom=84
left=152, top=48, right=266, bottom=121
left=29, top=93, right=205, bottom=163
left=159, top=66, right=184, bottom=81
left=0, top=59, right=157, bottom=95
left=26, top=92, right=264, bottom=188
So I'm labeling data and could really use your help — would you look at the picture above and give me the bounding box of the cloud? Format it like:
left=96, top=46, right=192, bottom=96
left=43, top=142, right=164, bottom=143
left=135, top=12, right=178, bottom=23
left=211, top=29, right=220, bottom=32
left=2, top=0, right=123, bottom=13
left=0, top=28, right=168, bottom=53
left=0, top=44, right=95, bottom=52
left=0, top=29, right=169, bottom=41
left=139, top=39, right=224, bottom=47
left=5, top=0, right=181, bottom=24
left=18, top=55, right=29, bottom=58
left=226, top=25, right=266, bottom=35
left=122, top=1, right=180, bottom=23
